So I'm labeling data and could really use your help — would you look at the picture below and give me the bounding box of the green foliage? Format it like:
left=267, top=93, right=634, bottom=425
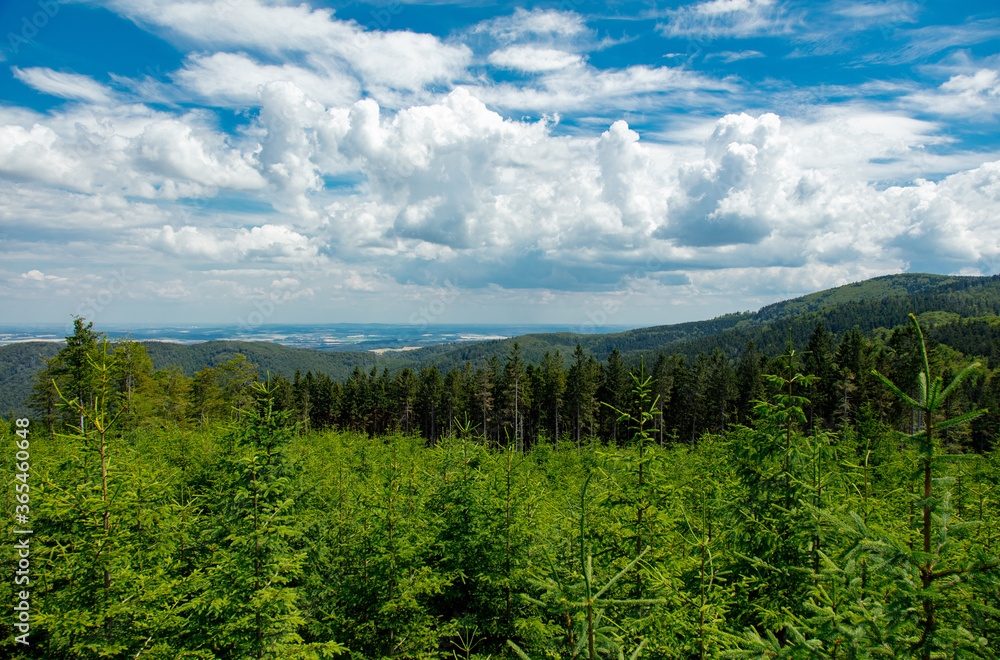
left=6, top=307, right=1000, bottom=659
left=509, top=472, right=659, bottom=660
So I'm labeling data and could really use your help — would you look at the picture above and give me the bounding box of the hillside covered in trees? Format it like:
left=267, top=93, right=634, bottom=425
left=4, top=274, right=1000, bottom=658
left=4, top=272, right=1000, bottom=421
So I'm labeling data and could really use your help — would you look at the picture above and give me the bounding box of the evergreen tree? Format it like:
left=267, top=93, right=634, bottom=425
left=804, top=321, right=839, bottom=430
left=599, top=349, right=629, bottom=444
left=395, top=367, right=418, bottom=435
left=501, top=343, right=527, bottom=450
left=662, top=355, right=693, bottom=446
left=735, top=341, right=763, bottom=426
left=30, top=317, right=105, bottom=433
left=704, top=349, right=734, bottom=435
left=475, top=361, right=497, bottom=446
left=539, top=351, right=567, bottom=443
left=189, top=381, right=341, bottom=658
left=292, top=369, right=311, bottom=431
left=418, top=366, right=444, bottom=442
left=566, top=344, right=599, bottom=447
left=650, top=351, right=674, bottom=447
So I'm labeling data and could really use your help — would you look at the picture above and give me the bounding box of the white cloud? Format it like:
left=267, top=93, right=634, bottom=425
left=885, top=161, right=1000, bottom=271
left=348, top=30, right=471, bottom=95
left=660, top=112, right=790, bottom=246
left=475, top=8, right=588, bottom=42
left=660, top=0, right=797, bottom=39
left=471, top=63, right=734, bottom=114
left=863, top=19, right=1000, bottom=65
left=781, top=109, right=950, bottom=179
left=143, top=224, right=320, bottom=262
left=488, top=46, right=582, bottom=72
left=11, top=67, right=114, bottom=104
left=834, top=1, right=918, bottom=20
left=4, top=0, right=1000, bottom=324
left=597, top=120, right=662, bottom=230
left=20, top=269, right=68, bottom=284
left=173, top=52, right=360, bottom=107
left=704, top=50, right=765, bottom=63
left=96, top=0, right=471, bottom=99
left=0, top=104, right=266, bottom=198
left=134, top=118, right=265, bottom=191
left=0, top=123, right=78, bottom=187
left=905, top=68, right=1000, bottom=118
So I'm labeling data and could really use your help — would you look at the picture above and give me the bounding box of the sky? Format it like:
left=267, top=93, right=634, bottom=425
left=1, top=0, right=999, bottom=331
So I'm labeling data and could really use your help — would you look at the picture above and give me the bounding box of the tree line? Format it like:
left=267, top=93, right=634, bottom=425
left=29, top=316, right=1000, bottom=454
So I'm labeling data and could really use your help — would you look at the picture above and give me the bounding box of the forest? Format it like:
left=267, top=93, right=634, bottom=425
left=3, top=311, right=1000, bottom=659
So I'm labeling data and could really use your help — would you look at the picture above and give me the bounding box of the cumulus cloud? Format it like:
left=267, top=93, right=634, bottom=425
left=232, top=86, right=1000, bottom=295
left=5, top=0, right=1000, bottom=325
left=885, top=161, right=1000, bottom=272
left=333, top=88, right=564, bottom=250
left=173, top=52, right=360, bottom=107
left=97, top=0, right=470, bottom=100
left=144, top=224, right=319, bottom=262
left=597, top=121, right=662, bottom=230
left=0, top=104, right=265, bottom=198
left=905, top=68, right=1000, bottom=117
left=20, top=269, right=68, bottom=284
left=134, top=118, right=265, bottom=191
left=660, top=113, right=789, bottom=246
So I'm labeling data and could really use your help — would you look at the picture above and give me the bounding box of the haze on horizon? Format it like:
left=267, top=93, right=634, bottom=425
left=1, top=0, right=999, bottom=330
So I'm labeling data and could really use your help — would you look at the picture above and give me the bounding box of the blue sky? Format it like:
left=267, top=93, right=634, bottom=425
left=1, top=0, right=999, bottom=330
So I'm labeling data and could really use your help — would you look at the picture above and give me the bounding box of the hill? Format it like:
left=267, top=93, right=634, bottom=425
left=383, top=273, right=1000, bottom=371
left=140, top=340, right=379, bottom=381
left=4, top=272, right=1000, bottom=417
left=0, top=339, right=378, bottom=419
left=0, top=342, right=63, bottom=418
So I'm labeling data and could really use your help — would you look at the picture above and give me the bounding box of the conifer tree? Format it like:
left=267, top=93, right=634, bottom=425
left=566, top=344, right=599, bottom=448
left=539, top=351, right=567, bottom=443
left=599, top=349, right=629, bottom=444
left=188, top=380, right=341, bottom=659
left=501, top=343, right=528, bottom=450
left=735, top=341, right=763, bottom=427
left=804, top=322, right=838, bottom=430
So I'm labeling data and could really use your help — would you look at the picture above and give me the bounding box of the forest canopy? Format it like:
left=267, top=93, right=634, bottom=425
left=3, top=303, right=1000, bottom=659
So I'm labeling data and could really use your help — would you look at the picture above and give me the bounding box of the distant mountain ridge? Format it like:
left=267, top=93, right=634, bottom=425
left=382, top=273, right=1000, bottom=371
left=3, top=272, right=999, bottom=418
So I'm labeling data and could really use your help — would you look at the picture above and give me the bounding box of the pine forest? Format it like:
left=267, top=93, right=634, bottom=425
left=4, top=304, right=1000, bottom=659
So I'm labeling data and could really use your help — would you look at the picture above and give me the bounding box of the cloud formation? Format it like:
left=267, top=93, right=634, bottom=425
left=2, top=0, right=999, bottom=326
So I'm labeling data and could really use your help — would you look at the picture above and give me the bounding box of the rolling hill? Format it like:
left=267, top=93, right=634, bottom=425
left=4, top=272, right=999, bottom=418
left=382, top=273, right=1000, bottom=371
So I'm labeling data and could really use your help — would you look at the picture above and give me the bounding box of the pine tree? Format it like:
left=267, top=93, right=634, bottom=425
left=418, top=366, right=444, bottom=443
left=868, top=315, right=996, bottom=659
left=505, top=343, right=529, bottom=450
left=539, top=351, right=567, bottom=443
left=704, top=349, right=734, bottom=435
left=188, top=381, right=342, bottom=658
left=566, top=344, right=598, bottom=448
left=734, top=341, right=763, bottom=427
left=395, top=367, right=418, bottom=435
left=599, top=349, right=629, bottom=445
left=805, top=321, right=839, bottom=430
